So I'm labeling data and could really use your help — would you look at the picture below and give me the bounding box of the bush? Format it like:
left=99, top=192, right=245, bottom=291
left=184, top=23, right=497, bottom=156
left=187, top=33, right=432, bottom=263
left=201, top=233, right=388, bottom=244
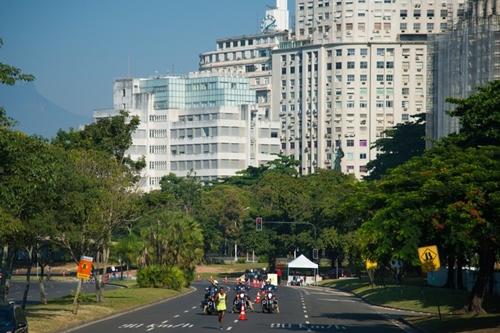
left=237, top=258, right=246, bottom=264
left=137, top=265, right=186, bottom=290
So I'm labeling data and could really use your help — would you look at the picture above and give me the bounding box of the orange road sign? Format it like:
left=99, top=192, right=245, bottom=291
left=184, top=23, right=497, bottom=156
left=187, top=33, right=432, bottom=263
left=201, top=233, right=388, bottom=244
left=77, top=256, right=93, bottom=280
left=418, top=245, right=440, bottom=273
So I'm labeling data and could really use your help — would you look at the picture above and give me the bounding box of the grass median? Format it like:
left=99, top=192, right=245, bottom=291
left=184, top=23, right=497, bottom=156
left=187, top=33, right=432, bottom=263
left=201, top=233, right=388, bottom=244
left=195, top=262, right=267, bottom=280
left=320, top=278, right=500, bottom=333
left=26, top=281, right=189, bottom=333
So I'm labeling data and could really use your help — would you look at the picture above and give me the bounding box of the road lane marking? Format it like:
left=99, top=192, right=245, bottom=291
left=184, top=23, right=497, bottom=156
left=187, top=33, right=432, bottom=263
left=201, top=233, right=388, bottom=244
left=184, top=310, right=189, bottom=313
left=233, top=319, right=238, bottom=323
left=192, top=306, right=197, bottom=309
left=174, top=314, right=180, bottom=318
left=304, top=314, right=308, bottom=318
left=226, top=327, right=232, bottom=331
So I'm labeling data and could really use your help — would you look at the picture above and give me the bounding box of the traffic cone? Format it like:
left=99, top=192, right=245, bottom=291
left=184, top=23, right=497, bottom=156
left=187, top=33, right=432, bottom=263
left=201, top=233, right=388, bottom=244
left=239, top=304, right=248, bottom=321
left=255, top=293, right=261, bottom=304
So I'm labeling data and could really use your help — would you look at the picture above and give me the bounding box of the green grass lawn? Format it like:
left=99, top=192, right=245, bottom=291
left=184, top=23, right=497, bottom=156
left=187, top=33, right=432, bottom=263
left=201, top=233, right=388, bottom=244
left=320, top=278, right=500, bottom=332
left=196, top=262, right=267, bottom=280
left=26, top=283, right=189, bottom=333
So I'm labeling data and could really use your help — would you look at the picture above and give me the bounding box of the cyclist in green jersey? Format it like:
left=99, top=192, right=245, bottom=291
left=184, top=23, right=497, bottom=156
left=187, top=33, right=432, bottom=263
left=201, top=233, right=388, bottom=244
left=215, top=286, right=227, bottom=330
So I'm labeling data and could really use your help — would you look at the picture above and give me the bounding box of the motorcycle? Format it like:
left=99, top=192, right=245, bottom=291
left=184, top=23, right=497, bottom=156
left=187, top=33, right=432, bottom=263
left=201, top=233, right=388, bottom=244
left=232, top=291, right=252, bottom=313
left=261, top=291, right=279, bottom=313
left=201, top=287, right=217, bottom=315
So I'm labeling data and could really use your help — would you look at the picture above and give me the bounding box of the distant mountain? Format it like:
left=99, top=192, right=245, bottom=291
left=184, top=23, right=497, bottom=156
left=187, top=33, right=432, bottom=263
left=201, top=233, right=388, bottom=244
left=0, top=83, right=90, bottom=138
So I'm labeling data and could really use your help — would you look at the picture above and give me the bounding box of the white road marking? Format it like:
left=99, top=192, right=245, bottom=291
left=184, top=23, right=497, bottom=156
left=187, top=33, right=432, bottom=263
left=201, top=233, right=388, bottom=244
left=304, top=314, right=309, bottom=318
left=162, top=320, right=169, bottom=324
left=184, top=310, right=189, bottom=313
left=226, top=327, right=233, bottom=331
left=192, top=306, right=197, bottom=309
left=174, top=314, right=180, bottom=318
left=233, top=319, right=238, bottom=323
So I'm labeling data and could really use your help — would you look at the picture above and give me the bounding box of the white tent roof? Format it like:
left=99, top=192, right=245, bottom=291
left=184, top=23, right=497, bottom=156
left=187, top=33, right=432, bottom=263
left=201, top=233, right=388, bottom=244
left=287, top=254, right=318, bottom=269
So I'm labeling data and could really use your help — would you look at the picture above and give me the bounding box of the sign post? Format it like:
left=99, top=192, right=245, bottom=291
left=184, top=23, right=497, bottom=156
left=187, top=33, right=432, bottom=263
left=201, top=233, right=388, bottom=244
left=418, top=245, right=442, bottom=320
left=73, top=256, right=93, bottom=315
left=365, top=260, right=378, bottom=287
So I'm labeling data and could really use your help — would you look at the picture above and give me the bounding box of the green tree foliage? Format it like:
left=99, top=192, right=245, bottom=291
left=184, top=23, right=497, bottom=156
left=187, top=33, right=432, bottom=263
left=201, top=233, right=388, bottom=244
left=53, top=110, right=144, bottom=171
left=0, top=39, right=35, bottom=86
left=139, top=211, right=204, bottom=276
left=358, top=145, right=499, bottom=312
left=159, top=172, right=202, bottom=214
left=446, top=80, right=500, bottom=147
left=365, top=113, right=426, bottom=180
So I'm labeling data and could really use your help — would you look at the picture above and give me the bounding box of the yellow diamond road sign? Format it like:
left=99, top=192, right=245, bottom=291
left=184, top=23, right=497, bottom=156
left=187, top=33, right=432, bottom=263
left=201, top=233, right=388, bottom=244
left=418, top=245, right=441, bottom=273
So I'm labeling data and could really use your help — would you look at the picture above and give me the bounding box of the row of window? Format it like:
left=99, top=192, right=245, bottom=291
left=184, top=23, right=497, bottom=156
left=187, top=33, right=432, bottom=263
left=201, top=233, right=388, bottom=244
left=171, top=127, right=244, bottom=139
left=171, top=159, right=246, bottom=171
left=171, top=143, right=244, bottom=155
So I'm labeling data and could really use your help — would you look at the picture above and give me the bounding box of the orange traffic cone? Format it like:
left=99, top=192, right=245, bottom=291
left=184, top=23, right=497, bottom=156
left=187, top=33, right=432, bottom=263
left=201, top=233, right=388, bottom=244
left=239, top=304, right=248, bottom=321
left=255, top=293, right=261, bottom=304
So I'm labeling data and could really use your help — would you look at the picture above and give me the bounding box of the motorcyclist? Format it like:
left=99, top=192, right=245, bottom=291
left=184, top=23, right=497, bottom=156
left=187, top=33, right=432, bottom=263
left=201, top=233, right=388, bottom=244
left=261, top=279, right=277, bottom=292
left=202, top=279, right=219, bottom=314
left=233, top=279, right=254, bottom=311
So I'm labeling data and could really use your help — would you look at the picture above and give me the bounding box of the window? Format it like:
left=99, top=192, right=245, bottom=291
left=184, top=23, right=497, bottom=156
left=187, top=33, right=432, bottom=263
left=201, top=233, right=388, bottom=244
left=347, top=61, right=355, bottom=69
left=377, top=48, right=385, bottom=56
left=400, top=22, right=407, bottom=30
left=400, top=9, right=408, bottom=17
left=360, top=61, right=368, bottom=69
left=335, top=62, right=342, bottom=69
left=347, top=48, right=355, bottom=56
left=402, top=114, right=410, bottom=121
left=346, top=139, right=354, bottom=147
left=360, top=48, right=368, bottom=56
left=377, top=74, right=384, bottom=81
left=360, top=153, right=367, bottom=159
left=377, top=61, right=384, bottom=69
left=347, top=74, right=355, bottom=82
left=386, top=61, right=394, bottom=69
left=427, top=10, right=434, bottom=18
left=336, top=49, right=342, bottom=56
left=386, top=74, right=393, bottom=81
left=360, top=74, right=367, bottom=82
left=414, top=22, right=421, bottom=30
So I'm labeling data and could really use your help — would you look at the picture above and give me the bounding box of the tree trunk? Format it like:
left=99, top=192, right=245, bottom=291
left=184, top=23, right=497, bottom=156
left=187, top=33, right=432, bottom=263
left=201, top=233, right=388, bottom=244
left=0, top=245, right=15, bottom=304
left=21, top=247, right=35, bottom=309
left=0, top=244, right=9, bottom=304
left=466, top=243, right=495, bottom=313
left=445, top=254, right=455, bottom=289
left=39, top=265, right=47, bottom=305
left=72, top=279, right=83, bottom=315
left=457, top=255, right=465, bottom=290
left=94, top=251, right=103, bottom=303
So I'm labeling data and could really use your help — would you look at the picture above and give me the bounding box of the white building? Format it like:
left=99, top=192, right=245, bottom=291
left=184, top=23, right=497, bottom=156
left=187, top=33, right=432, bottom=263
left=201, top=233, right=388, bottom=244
left=95, top=73, right=281, bottom=192
left=273, top=0, right=466, bottom=178
left=199, top=0, right=291, bottom=124
left=427, top=0, right=500, bottom=144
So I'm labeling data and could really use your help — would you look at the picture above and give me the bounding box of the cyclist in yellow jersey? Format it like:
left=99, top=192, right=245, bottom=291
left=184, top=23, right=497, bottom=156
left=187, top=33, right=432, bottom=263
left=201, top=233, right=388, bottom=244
left=215, top=286, right=227, bottom=330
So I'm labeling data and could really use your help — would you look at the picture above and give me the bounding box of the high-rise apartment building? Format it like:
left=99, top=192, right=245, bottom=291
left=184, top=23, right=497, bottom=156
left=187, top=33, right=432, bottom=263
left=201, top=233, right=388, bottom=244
left=94, top=73, right=280, bottom=192
left=273, top=0, right=465, bottom=178
left=199, top=0, right=291, bottom=124
left=427, top=0, right=500, bottom=143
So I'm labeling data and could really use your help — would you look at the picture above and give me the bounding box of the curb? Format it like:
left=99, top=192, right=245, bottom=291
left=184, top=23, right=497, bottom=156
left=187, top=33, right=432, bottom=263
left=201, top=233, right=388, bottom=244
left=307, top=285, right=432, bottom=333
left=58, top=286, right=197, bottom=333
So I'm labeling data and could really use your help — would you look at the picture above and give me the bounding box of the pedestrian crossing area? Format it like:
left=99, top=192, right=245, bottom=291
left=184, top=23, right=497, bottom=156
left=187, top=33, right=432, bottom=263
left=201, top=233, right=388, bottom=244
left=270, top=323, right=347, bottom=331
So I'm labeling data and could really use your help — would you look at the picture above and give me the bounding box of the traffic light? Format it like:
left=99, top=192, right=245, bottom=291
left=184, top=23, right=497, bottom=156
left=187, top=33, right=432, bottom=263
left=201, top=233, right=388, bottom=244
left=256, top=217, right=263, bottom=231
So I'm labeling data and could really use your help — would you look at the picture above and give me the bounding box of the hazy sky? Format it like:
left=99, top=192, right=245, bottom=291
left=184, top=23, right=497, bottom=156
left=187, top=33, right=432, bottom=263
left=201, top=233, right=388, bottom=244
left=1, top=0, right=295, bottom=116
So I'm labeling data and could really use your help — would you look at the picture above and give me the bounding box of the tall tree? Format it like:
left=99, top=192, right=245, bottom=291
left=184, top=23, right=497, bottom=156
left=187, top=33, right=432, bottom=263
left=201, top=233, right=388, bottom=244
left=446, top=80, right=500, bottom=147
left=365, top=113, right=426, bottom=180
left=358, top=145, right=500, bottom=313
left=53, top=110, right=144, bottom=171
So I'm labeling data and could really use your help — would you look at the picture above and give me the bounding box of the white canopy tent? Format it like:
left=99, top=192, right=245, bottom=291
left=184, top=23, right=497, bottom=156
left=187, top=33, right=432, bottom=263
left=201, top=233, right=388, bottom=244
left=287, top=255, right=319, bottom=285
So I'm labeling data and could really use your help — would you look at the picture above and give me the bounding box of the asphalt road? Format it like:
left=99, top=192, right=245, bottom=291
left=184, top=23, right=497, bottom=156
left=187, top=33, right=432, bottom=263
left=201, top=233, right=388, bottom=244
left=67, top=282, right=419, bottom=333
left=9, top=279, right=117, bottom=304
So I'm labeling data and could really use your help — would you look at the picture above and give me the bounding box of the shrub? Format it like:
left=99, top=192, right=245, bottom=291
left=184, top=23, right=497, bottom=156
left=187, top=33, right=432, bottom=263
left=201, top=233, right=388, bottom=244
left=137, top=265, right=186, bottom=290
